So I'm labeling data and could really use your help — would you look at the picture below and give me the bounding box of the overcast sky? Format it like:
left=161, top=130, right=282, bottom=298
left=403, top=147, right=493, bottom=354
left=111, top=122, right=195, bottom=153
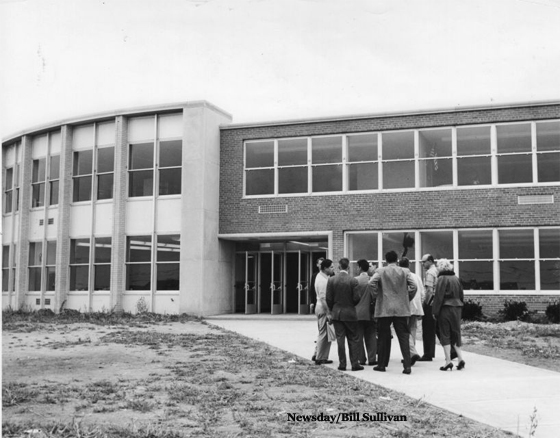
left=1, top=0, right=560, bottom=138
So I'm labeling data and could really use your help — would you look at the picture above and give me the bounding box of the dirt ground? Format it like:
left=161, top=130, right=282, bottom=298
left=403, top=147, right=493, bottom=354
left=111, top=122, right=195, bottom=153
left=2, top=318, right=514, bottom=438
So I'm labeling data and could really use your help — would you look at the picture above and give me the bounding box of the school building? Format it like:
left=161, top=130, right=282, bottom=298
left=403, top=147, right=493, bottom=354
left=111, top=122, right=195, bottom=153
left=2, top=101, right=559, bottom=316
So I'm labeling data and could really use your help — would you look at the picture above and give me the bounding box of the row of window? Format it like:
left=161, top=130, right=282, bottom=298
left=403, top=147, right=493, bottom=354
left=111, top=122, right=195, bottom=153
left=244, top=121, right=560, bottom=196
left=1, top=235, right=180, bottom=292
left=346, top=228, right=560, bottom=291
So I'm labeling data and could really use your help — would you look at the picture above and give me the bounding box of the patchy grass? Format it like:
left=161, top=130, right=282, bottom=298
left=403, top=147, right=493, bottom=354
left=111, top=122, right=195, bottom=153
left=3, top=313, right=514, bottom=438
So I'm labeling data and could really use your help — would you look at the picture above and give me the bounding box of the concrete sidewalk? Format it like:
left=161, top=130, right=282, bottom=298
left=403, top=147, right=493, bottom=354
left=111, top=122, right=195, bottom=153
left=206, top=315, right=560, bottom=438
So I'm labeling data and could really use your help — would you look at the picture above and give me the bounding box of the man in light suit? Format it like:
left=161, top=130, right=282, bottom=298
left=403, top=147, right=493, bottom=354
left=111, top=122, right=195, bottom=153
left=354, top=259, right=378, bottom=366
left=326, top=258, right=363, bottom=371
left=368, top=250, right=417, bottom=374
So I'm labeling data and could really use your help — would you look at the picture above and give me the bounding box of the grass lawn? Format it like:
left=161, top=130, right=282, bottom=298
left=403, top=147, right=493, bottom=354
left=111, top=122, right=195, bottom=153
left=3, top=310, right=547, bottom=438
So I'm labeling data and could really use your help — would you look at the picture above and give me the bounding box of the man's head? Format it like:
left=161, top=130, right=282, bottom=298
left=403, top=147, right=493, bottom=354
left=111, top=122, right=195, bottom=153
left=357, top=259, right=369, bottom=273
left=320, top=259, right=334, bottom=276
left=421, top=254, right=435, bottom=269
left=398, top=257, right=410, bottom=268
left=338, top=258, right=350, bottom=271
left=315, top=257, right=325, bottom=269
left=385, top=250, right=398, bottom=264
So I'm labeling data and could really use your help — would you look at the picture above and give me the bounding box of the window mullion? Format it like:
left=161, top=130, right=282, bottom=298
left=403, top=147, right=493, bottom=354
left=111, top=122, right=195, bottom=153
left=274, top=140, right=278, bottom=195
left=531, top=122, right=538, bottom=183
left=307, top=138, right=312, bottom=194
left=491, top=125, right=498, bottom=186
left=534, top=228, right=540, bottom=292
left=452, top=127, right=458, bottom=187
left=378, top=133, right=383, bottom=190
left=342, top=135, right=348, bottom=193
left=414, top=130, right=419, bottom=189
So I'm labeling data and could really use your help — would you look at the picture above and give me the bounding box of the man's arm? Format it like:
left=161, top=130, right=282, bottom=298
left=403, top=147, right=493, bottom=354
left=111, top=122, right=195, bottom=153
left=352, top=278, right=360, bottom=305
left=406, top=272, right=417, bottom=301
left=424, top=271, right=436, bottom=306
left=326, top=278, right=334, bottom=311
left=367, top=272, right=381, bottom=298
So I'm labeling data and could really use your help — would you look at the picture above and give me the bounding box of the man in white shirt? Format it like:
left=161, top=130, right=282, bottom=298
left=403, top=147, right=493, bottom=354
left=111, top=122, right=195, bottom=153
left=399, top=257, right=425, bottom=365
left=314, top=259, right=334, bottom=365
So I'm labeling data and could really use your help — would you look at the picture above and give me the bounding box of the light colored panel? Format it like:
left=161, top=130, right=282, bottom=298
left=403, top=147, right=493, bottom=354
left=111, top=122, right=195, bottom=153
left=158, top=113, right=183, bottom=139
left=28, top=210, right=45, bottom=240
left=94, top=203, right=114, bottom=234
left=2, top=294, right=11, bottom=310
left=65, top=293, right=89, bottom=312
left=91, top=294, right=112, bottom=312
left=121, top=294, right=151, bottom=314
left=3, top=215, right=12, bottom=241
left=97, top=121, right=116, bottom=145
left=3, top=144, right=15, bottom=166
left=154, top=293, right=180, bottom=314
left=126, top=200, right=153, bottom=234
left=70, top=204, right=93, bottom=237
left=32, top=134, right=48, bottom=158
left=46, top=210, right=58, bottom=239
left=72, top=125, right=94, bottom=151
left=128, top=116, right=155, bottom=142
left=50, top=131, right=62, bottom=154
left=156, top=198, right=181, bottom=233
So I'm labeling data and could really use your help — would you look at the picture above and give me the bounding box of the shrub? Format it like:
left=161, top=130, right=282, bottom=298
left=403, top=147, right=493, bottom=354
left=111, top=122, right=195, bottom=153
left=461, top=300, right=483, bottom=321
left=546, top=301, right=560, bottom=324
left=499, top=300, right=529, bottom=322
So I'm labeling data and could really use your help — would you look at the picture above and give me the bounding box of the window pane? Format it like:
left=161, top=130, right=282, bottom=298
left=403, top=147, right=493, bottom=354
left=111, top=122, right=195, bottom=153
left=157, top=235, right=180, bottom=262
left=49, top=181, right=59, bottom=206
left=348, top=233, right=378, bottom=261
left=499, top=229, right=534, bottom=258
left=498, top=154, right=532, bottom=184
left=500, top=261, right=535, bottom=290
left=129, top=170, right=153, bottom=197
left=46, top=267, right=56, bottom=291
left=71, top=239, right=90, bottom=264
left=73, top=150, right=93, bottom=176
left=458, top=230, right=493, bottom=259
left=537, top=153, right=560, bottom=182
left=158, top=113, right=183, bottom=138
left=382, top=131, right=414, bottom=160
left=278, top=138, right=307, bottom=166
left=2, top=246, right=9, bottom=268
left=2, top=268, right=8, bottom=291
left=159, top=168, right=181, bottom=195
left=539, top=229, right=560, bottom=259
left=382, top=232, right=415, bottom=259
left=349, top=163, right=378, bottom=191
left=4, top=191, right=12, bottom=213
left=46, top=242, right=56, bottom=265
left=278, top=167, right=307, bottom=194
left=97, top=174, right=114, bottom=200
left=421, top=231, right=453, bottom=260
left=457, top=157, right=492, bottom=186
left=14, top=188, right=19, bottom=212
left=383, top=161, right=414, bottom=189
left=458, top=261, right=494, bottom=290
left=29, top=242, right=42, bottom=266
left=245, top=141, right=274, bottom=168
left=157, top=263, right=180, bottom=290
left=94, top=265, right=111, bottom=290
left=419, top=129, right=452, bottom=158
left=126, top=264, right=151, bottom=290
left=97, top=147, right=114, bottom=173
left=497, top=123, right=531, bottom=153
left=419, top=158, right=452, bottom=188
left=70, top=266, right=89, bottom=291
left=540, top=261, right=560, bottom=290
left=127, top=236, right=152, bottom=262
left=49, top=156, right=60, bottom=180
left=28, top=267, right=42, bottom=291
left=457, top=126, right=491, bottom=156
left=73, top=176, right=92, bottom=202
left=245, top=169, right=274, bottom=195
left=32, top=159, right=46, bottom=182
left=312, top=165, right=342, bottom=192
left=32, top=183, right=45, bottom=208
left=95, top=237, right=112, bottom=263
left=159, top=140, right=182, bottom=168
left=536, top=121, right=560, bottom=152
left=312, top=136, right=342, bottom=164
left=348, top=134, right=377, bottom=162
left=130, top=143, right=154, bottom=170
left=5, top=168, right=13, bottom=189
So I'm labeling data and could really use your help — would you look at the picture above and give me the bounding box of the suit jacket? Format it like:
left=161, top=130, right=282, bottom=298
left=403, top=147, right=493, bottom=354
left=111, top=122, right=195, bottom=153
left=368, top=264, right=417, bottom=318
left=432, top=271, right=464, bottom=318
left=354, top=273, right=374, bottom=321
left=326, top=271, right=360, bottom=321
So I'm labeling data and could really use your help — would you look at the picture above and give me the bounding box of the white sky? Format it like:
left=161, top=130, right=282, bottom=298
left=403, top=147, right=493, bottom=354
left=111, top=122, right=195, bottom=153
left=1, top=0, right=560, bottom=138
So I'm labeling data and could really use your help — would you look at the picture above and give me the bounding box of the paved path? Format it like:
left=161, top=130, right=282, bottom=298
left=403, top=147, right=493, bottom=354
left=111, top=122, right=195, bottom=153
left=206, top=315, right=560, bottom=438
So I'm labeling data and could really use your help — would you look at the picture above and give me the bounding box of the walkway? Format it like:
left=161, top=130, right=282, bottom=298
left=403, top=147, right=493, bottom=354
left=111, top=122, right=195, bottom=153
left=206, top=315, right=560, bottom=438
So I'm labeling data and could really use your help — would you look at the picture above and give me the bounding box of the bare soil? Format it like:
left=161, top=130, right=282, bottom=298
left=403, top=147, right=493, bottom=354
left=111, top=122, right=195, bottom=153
left=2, top=317, right=514, bottom=438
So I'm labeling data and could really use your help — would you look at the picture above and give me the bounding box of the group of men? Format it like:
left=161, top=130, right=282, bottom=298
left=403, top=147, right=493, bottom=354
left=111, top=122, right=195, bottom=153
left=310, top=252, right=440, bottom=374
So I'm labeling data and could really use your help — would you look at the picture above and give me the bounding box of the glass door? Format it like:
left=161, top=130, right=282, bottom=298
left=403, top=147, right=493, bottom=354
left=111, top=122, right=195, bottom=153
left=298, top=251, right=310, bottom=314
left=272, top=252, right=283, bottom=314
left=245, top=252, right=257, bottom=314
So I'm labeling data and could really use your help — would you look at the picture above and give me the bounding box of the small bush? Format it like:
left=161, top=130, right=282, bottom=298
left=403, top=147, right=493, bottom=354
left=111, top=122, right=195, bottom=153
left=546, top=301, right=560, bottom=324
left=499, top=300, right=529, bottom=322
left=461, top=300, right=483, bottom=321
left=526, top=312, right=549, bottom=325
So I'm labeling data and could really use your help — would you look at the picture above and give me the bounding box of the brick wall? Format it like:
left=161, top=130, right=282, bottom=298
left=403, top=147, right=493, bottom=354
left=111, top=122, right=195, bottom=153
left=466, top=294, right=558, bottom=315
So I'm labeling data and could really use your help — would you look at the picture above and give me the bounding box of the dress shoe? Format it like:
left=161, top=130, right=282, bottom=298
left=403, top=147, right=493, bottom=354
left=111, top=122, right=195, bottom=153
left=411, top=354, right=421, bottom=366
left=373, top=365, right=386, bottom=372
left=359, top=361, right=366, bottom=366
left=315, top=360, right=333, bottom=365
left=457, top=360, right=466, bottom=370
left=351, top=365, right=364, bottom=371
left=440, top=362, right=453, bottom=371
left=338, top=366, right=347, bottom=371
left=402, top=368, right=411, bottom=375
left=418, top=356, right=433, bottom=362
left=368, top=361, right=378, bottom=366
left=311, top=355, right=316, bottom=361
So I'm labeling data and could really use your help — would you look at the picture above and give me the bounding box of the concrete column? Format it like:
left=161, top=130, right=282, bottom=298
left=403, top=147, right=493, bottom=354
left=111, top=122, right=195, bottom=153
left=110, top=116, right=127, bottom=311
left=54, top=125, right=73, bottom=312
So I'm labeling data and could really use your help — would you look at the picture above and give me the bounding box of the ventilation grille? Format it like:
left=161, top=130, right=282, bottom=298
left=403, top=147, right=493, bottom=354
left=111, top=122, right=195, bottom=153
left=45, top=299, right=51, bottom=305
left=518, top=195, right=554, bottom=205
left=258, top=205, right=288, bottom=214
left=39, top=219, right=44, bottom=226
left=48, top=218, right=54, bottom=225
left=36, top=299, right=41, bottom=305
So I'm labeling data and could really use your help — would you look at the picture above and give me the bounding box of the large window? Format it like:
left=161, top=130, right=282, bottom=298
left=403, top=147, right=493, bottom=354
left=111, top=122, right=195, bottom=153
left=73, top=150, right=93, bottom=202
left=28, top=242, right=42, bottom=291
left=45, top=241, right=56, bottom=291
left=156, top=235, right=180, bottom=290
left=3, top=142, right=20, bottom=214
left=128, top=114, right=183, bottom=198
left=4, top=168, right=13, bottom=214
left=31, top=132, right=61, bottom=208
left=94, top=237, right=111, bottom=290
left=2, top=245, right=9, bottom=291
left=346, top=227, right=560, bottom=292
left=70, top=239, right=90, bottom=291
left=244, top=119, right=560, bottom=197
left=126, top=236, right=152, bottom=290
left=32, top=158, right=46, bottom=208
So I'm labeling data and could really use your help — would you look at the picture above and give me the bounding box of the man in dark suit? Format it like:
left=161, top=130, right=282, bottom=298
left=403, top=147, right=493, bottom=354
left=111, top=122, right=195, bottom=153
left=326, top=258, right=363, bottom=371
